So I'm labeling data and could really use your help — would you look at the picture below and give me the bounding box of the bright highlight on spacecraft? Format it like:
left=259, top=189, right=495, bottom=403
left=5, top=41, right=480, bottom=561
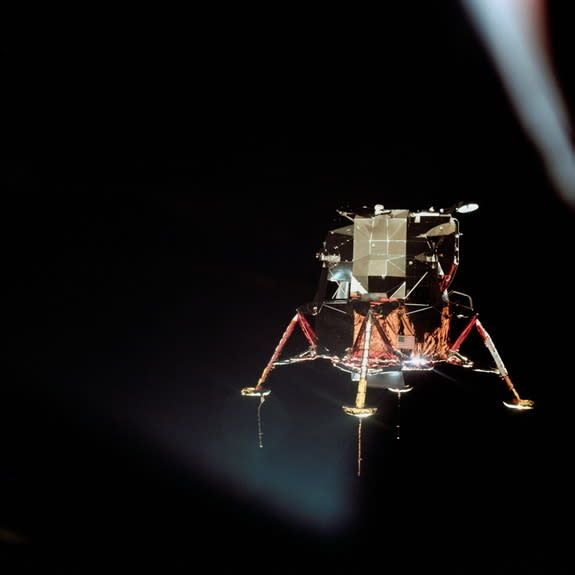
left=242, top=202, right=533, bottom=473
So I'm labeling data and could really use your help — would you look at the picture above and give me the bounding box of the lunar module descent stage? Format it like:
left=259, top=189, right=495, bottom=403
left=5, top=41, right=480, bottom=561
left=241, top=203, right=533, bottom=472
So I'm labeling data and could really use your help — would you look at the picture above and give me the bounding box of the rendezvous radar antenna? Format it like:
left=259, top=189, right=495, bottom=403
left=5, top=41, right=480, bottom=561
left=241, top=202, right=533, bottom=475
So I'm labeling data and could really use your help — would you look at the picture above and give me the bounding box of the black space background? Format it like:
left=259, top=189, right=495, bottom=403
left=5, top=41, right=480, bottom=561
left=2, top=3, right=575, bottom=573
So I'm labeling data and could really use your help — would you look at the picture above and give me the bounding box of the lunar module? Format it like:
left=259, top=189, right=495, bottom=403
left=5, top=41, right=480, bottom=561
left=241, top=203, right=533, bottom=471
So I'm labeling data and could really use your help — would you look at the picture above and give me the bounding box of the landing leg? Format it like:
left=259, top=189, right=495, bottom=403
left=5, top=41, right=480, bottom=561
left=241, top=311, right=320, bottom=445
left=474, top=319, right=534, bottom=410
left=342, top=310, right=378, bottom=475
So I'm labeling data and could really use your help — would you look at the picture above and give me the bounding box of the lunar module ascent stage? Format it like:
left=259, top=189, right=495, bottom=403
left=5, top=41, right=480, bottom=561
left=242, top=202, right=533, bottom=468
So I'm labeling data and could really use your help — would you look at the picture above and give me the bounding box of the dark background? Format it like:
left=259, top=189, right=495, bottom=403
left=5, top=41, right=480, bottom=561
left=3, top=2, right=574, bottom=572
